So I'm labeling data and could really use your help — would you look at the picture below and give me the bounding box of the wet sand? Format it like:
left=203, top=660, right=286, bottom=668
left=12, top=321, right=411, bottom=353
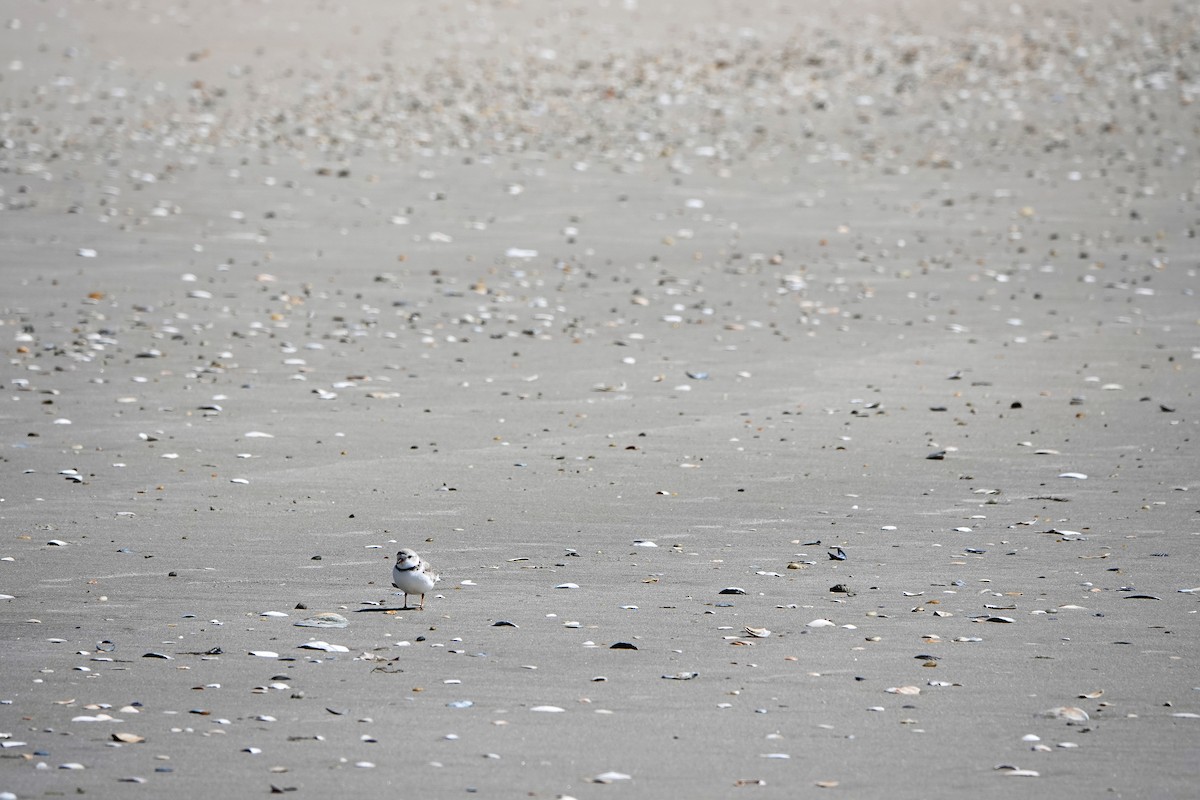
left=2, top=1, right=1198, bottom=798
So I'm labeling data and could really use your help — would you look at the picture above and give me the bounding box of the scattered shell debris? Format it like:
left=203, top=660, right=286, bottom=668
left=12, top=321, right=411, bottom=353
left=0, top=1, right=1194, bottom=796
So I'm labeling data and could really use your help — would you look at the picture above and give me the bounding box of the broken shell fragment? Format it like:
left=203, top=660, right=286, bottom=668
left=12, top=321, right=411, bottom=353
left=1042, top=707, right=1089, bottom=722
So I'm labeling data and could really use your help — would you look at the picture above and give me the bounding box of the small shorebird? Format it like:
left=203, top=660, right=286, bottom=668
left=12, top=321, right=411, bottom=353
left=392, top=548, right=440, bottom=610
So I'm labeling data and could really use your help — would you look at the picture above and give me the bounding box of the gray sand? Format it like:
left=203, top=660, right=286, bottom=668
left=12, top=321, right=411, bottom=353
left=2, top=1, right=1197, bottom=798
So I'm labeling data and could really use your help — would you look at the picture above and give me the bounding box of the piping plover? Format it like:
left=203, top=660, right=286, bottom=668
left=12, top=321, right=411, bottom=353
left=392, top=548, right=440, bottom=610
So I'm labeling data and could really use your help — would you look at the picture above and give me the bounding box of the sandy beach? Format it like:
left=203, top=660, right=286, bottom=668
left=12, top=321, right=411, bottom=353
left=2, top=1, right=1198, bottom=797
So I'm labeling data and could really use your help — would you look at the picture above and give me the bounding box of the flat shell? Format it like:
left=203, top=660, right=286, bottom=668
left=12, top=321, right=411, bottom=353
left=297, top=641, right=349, bottom=653
left=592, top=772, right=632, bottom=783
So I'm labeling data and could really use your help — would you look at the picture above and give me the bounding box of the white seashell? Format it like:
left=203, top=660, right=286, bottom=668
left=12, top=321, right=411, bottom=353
left=591, top=772, right=631, bottom=783
left=886, top=686, right=921, bottom=696
left=249, top=651, right=279, bottom=658
left=555, top=583, right=579, bottom=589
left=530, top=706, right=565, bottom=713
left=1042, top=706, right=1089, bottom=722
left=743, top=627, right=771, bottom=638
left=806, top=619, right=835, bottom=628
left=1058, top=472, right=1088, bottom=480
left=298, top=641, right=349, bottom=653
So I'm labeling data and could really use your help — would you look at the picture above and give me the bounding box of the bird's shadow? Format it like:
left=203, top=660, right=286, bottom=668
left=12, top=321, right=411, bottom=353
left=353, top=606, right=419, bottom=613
